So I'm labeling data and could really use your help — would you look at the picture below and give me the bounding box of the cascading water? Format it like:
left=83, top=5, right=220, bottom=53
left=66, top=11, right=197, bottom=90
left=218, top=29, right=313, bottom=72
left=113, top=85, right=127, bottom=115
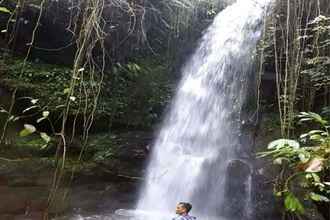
left=135, top=1, right=272, bottom=220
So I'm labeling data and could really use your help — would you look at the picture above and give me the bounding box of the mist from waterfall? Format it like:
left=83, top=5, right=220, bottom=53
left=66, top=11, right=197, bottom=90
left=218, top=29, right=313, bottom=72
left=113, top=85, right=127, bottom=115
left=136, top=0, right=272, bottom=220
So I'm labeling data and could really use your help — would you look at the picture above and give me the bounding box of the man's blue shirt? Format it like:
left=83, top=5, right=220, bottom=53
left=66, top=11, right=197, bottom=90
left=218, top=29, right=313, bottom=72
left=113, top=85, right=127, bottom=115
left=172, top=214, right=197, bottom=220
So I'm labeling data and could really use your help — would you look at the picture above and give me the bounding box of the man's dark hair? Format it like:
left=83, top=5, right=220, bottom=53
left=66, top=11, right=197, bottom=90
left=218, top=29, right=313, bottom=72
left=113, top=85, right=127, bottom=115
left=179, top=202, right=192, bottom=213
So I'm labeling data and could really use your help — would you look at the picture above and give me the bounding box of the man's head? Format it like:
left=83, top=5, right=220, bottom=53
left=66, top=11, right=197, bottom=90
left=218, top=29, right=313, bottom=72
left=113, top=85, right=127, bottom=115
left=175, top=202, right=192, bottom=215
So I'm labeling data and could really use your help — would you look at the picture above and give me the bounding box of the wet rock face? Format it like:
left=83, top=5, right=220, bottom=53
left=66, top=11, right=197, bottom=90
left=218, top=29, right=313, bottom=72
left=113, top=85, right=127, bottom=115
left=0, top=160, right=140, bottom=219
left=0, top=185, right=48, bottom=212
left=0, top=160, right=65, bottom=219
left=221, top=160, right=252, bottom=219
left=88, top=131, right=153, bottom=179
left=1, top=1, right=76, bottom=65
left=0, top=131, right=151, bottom=218
left=251, top=168, right=283, bottom=220
left=251, top=113, right=283, bottom=220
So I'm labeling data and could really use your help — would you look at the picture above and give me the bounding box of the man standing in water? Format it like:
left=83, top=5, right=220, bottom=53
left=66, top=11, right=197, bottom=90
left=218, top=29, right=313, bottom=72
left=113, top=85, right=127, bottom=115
left=173, top=202, right=196, bottom=220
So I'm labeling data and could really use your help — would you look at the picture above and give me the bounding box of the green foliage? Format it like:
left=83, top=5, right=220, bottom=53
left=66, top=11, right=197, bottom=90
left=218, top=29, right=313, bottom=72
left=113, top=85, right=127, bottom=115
left=297, top=14, right=330, bottom=110
left=267, top=139, right=300, bottom=150
left=259, top=111, right=330, bottom=214
left=105, top=58, right=172, bottom=128
left=40, top=132, right=51, bottom=146
left=13, top=134, right=55, bottom=155
left=284, top=192, right=305, bottom=214
left=3, top=97, right=53, bottom=148
left=260, top=3, right=330, bottom=138
left=19, top=124, right=36, bottom=137
left=1, top=56, right=74, bottom=109
left=301, top=15, right=330, bottom=90
left=310, top=192, right=330, bottom=202
left=85, top=133, right=116, bottom=161
left=0, top=7, right=11, bottom=14
left=0, top=55, right=171, bottom=129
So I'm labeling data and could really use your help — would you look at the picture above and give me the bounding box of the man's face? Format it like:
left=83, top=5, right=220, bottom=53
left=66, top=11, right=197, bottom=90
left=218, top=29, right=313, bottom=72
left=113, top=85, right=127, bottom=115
left=175, top=204, right=187, bottom=215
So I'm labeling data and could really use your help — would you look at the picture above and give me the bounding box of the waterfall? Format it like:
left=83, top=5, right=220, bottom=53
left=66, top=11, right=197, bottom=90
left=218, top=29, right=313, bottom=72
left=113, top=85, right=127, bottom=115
left=135, top=0, right=272, bottom=220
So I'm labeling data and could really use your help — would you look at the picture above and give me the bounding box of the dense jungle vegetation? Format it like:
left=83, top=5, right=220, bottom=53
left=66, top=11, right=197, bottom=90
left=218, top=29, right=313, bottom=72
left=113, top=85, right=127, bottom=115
left=0, top=0, right=329, bottom=219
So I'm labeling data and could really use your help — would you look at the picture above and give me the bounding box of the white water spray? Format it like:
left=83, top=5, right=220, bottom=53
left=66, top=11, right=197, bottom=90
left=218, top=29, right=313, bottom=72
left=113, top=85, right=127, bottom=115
left=136, top=0, right=272, bottom=220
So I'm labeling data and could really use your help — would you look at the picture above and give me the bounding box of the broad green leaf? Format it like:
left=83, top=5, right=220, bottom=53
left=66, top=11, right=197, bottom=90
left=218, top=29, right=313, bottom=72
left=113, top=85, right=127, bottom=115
left=0, top=7, right=11, bottom=14
left=37, top=117, right=46, bottom=123
left=19, top=129, right=31, bottom=137
left=321, top=132, right=328, bottom=136
left=298, top=112, right=328, bottom=125
left=133, top=63, right=141, bottom=71
left=311, top=173, right=321, bottom=182
left=274, top=158, right=283, bottom=165
left=40, top=132, right=51, bottom=143
left=0, top=108, right=8, bottom=113
left=268, top=139, right=300, bottom=149
left=300, top=133, right=309, bottom=139
left=314, top=182, right=325, bottom=189
left=284, top=193, right=304, bottom=214
left=308, top=130, right=324, bottom=135
left=31, top=99, right=39, bottom=104
left=13, top=116, right=20, bottom=122
left=309, top=15, right=330, bottom=25
left=306, top=173, right=312, bottom=179
left=273, top=157, right=289, bottom=165
left=55, top=105, right=66, bottom=109
left=127, top=63, right=133, bottom=71
left=310, top=134, right=323, bottom=141
left=24, top=124, right=36, bottom=132
left=23, top=105, right=38, bottom=113
left=40, top=144, right=48, bottom=150
left=63, top=88, right=70, bottom=94
left=298, top=118, right=313, bottom=123
left=19, top=124, right=36, bottom=137
left=42, top=111, right=50, bottom=118
left=275, top=191, right=282, bottom=197
left=298, top=152, right=310, bottom=163
left=40, top=144, right=48, bottom=149
left=310, top=192, right=330, bottom=202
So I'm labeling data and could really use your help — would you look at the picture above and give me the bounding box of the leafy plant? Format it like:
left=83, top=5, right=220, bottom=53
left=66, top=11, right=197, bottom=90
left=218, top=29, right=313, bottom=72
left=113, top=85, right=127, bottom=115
left=0, top=96, right=52, bottom=148
left=18, top=98, right=52, bottom=149
left=0, top=7, right=11, bottom=14
left=258, top=112, right=330, bottom=215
